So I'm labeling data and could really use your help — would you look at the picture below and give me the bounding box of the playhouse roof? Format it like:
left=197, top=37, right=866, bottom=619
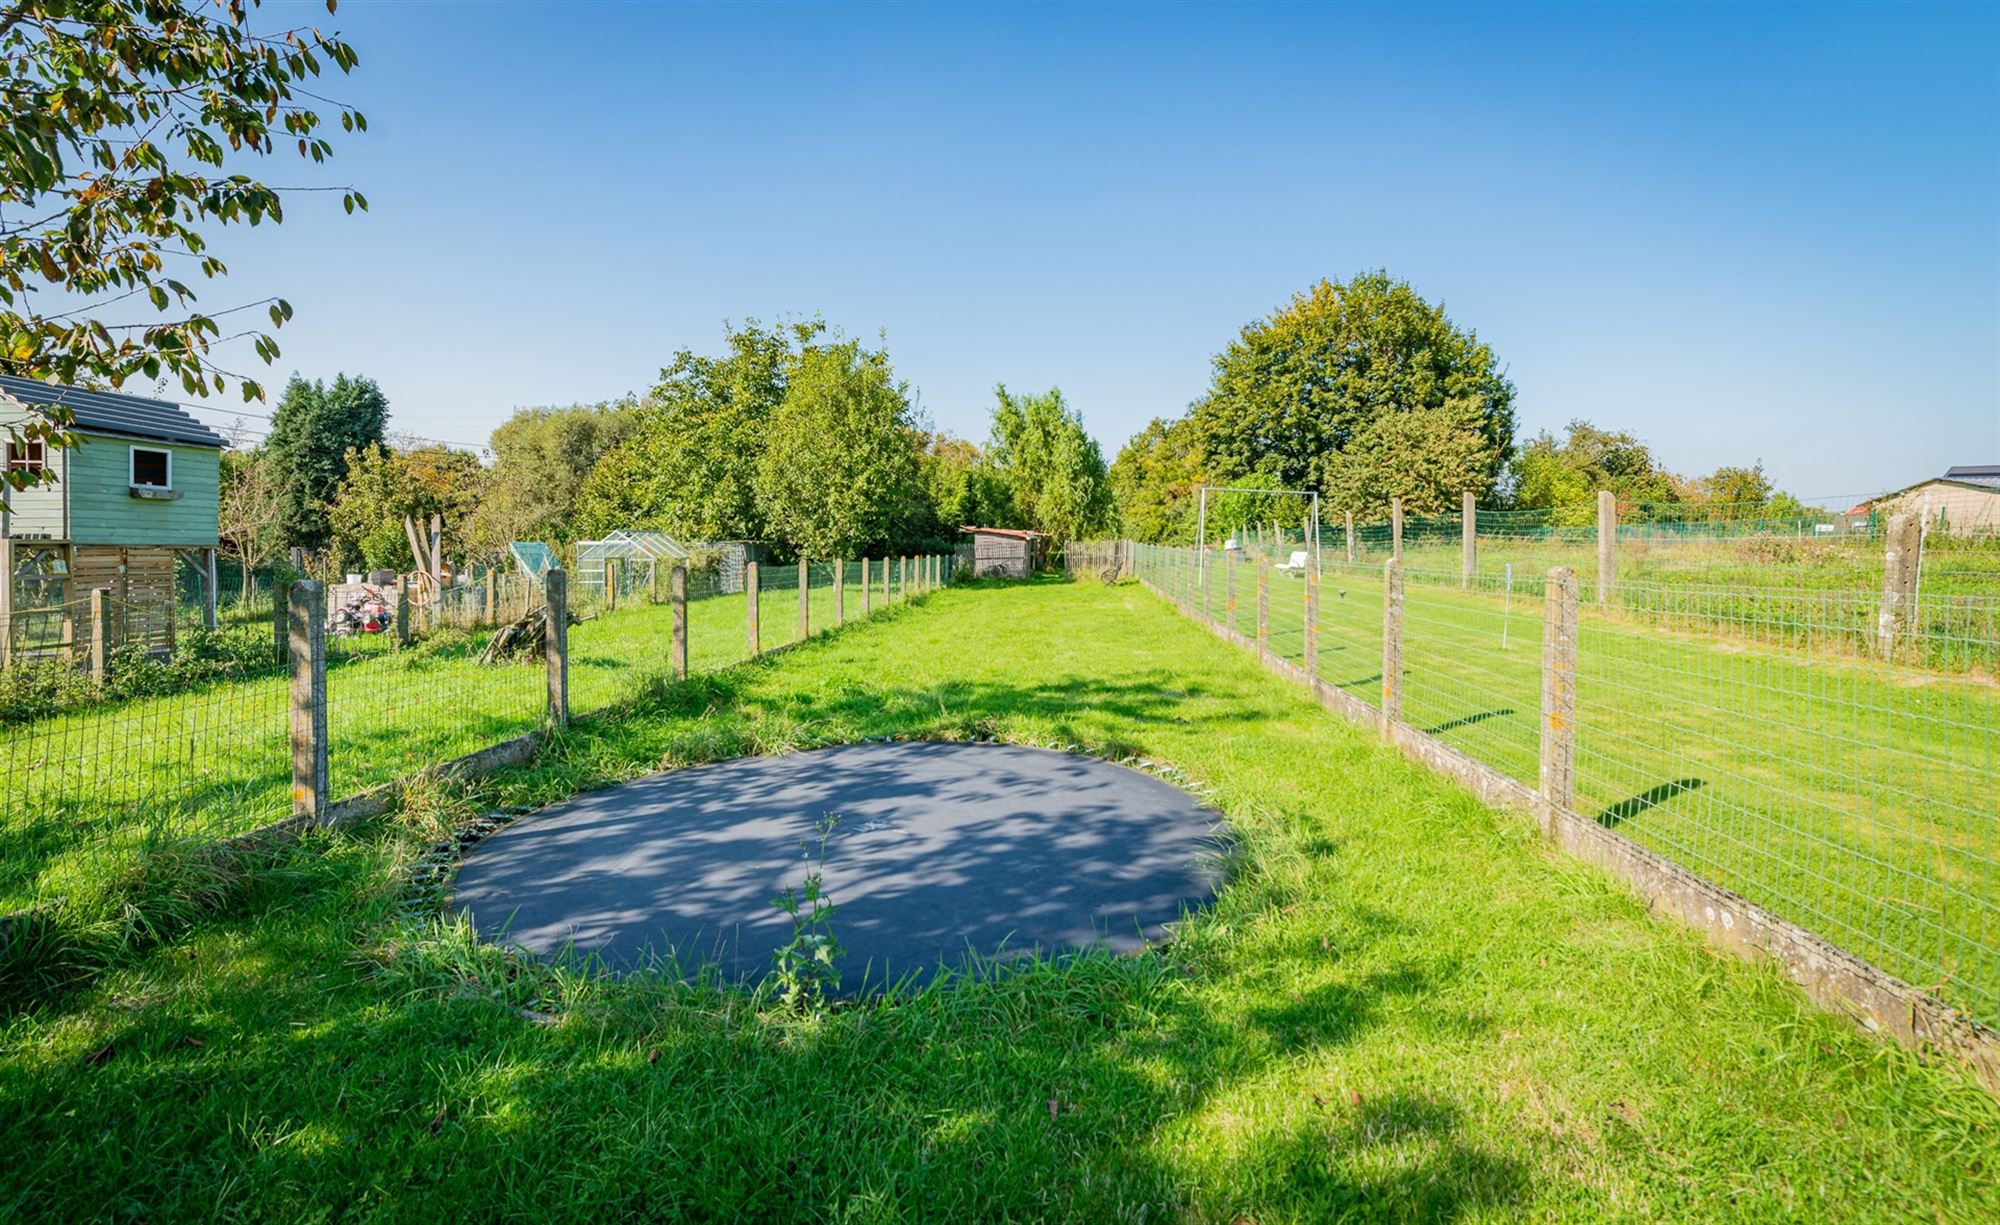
left=0, top=375, right=228, bottom=449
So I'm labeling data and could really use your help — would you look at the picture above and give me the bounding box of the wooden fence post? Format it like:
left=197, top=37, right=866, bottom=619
left=797, top=558, right=810, bottom=641
left=485, top=567, right=497, bottom=627
left=0, top=537, right=10, bottom=670
left=1597, top=490, right=1617, bottom=606
left=649, top=559, right=661, bottom=604
left=899, top=556, right=908, bottom=601
left=1345, top=510, right=1355, bottom=564
left=1381, top=557, right=1403, bottom=733
left=671, top=564, right=688, bottom=680
left=288, top=578, right=328, bottom=826
left=834, top=559, right=846, bottom=626
left=544, top=567, right=569, bottom=728
left=605, top=559, right=618, bottom=613
left=1391, top=498, right=1404, bottom=561
left=203, top=547, right=218, bottom=631
left=880, top=555, right=890, bottom=608
left=90, top=587, right=111, bottom=686
left=1539, top=566, right=1579, bottom=837
left=1462, top=491, right=1476, bottom=589
left=746, top=560, right=761, bottom=656
left=394, top=585, right=410, bottom=646
left=1877, top=513, right=1921, bottom=661
left=1256, top=559, right=1270, bottom=664
left=1304, top=561, right=1319, bottom=684
left=862, top=557, right=873, bottom=617
left=1225, top=546, right=1239, bottom=633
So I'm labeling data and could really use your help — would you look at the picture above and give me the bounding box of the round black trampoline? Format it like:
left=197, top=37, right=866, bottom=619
left=451, top=740, right=1227, bottom=990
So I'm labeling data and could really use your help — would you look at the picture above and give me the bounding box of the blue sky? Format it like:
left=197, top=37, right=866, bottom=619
left=190, top=0, right=1997, bottom=501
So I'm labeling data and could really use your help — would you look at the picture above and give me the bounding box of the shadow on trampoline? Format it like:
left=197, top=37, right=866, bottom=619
left=451, top=740, right=1230, bottom=992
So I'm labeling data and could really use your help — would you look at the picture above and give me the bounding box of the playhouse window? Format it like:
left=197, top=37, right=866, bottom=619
left=129, top=446, right=172, bottom=489
left=5, top=438, right=43, bottom=475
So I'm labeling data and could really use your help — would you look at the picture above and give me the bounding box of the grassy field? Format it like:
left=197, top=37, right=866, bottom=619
left=1149, top=547, right=2000, bottom=1027
left=0, top=564, right=931, bottom=918
left=0, top=577, right=1993, bottom=1220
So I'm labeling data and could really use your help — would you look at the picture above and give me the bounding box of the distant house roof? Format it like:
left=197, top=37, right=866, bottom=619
left=1943, top=465, right=2000, bottom=490
left=958, top=526, right=1045, bottom=540
left=0, top=374, right=228, bottom=449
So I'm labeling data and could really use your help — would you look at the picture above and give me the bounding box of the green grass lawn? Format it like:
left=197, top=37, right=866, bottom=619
left=0, top=565, right=934, bottom=918
left=1147, top=547, right=2000, bottom=1028
left=0, top=577, right=1994, bottom=1221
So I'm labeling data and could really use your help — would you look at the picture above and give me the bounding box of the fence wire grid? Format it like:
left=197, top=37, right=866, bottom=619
left=0, top=553, right=956, bottom=921
left=1100, top=528, right=2000, bottom=1029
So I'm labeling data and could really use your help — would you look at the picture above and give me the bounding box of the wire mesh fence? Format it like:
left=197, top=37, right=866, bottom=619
left=0, top=552, right=958, bottom=924
left=1121, top=531, right=2000, bottom=1030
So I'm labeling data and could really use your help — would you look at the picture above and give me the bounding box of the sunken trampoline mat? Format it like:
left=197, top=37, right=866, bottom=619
left=451, top=740, right=1226, bottom=989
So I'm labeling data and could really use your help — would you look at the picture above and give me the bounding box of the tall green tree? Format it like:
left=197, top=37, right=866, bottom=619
left=1324, top=399, right=1501, bottom=519
left=1109, top=416, right=1206, bottom=544
left=987, top=385, right=1113, bottom=545
left=472, top=400, right=643, bottom=554
left=327, top=442, right=482, bottom=571
left=1696, top=463, right=1774, bottom=508
left=217, top=448, right=283, bottom=602
left=1506, top=420, right=1683, bottom=524
left=267, top=374, right=388, bottom=551
left=0, top=0, right=367, bottom=494
left=1186, top=271, right=1516, bottom=511
left=754, top=340, right=919, bottom=560
left=914, top=432, right=1010, bottom=540
left=575, top=319, right=819, bottom=540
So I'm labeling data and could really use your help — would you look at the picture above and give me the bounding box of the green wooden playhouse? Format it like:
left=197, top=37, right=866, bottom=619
left=0, top=375, right=226, bottom=665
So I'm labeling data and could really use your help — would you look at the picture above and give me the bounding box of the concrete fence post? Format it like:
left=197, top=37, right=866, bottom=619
left=1381, top=557, right=1403, bottom=733
left=1462, top=491, right=1476, bottom=589
left=1597, top=490, right=1617, bottom=606
left=1391, top=498, right=1404, bottom=561
left=746, top=561, right=761, bottom=657
left=797, top=558, right=810, bottom=641
left=1345, top=511, right=1356, bottom=564
left=1304, top=561, right=1320, bottom=684
left=1539, top=566, right=1579, bottom=836
left=1256, top=559, right=1270, bottom=663
left=835, top=559, right=846, bottom=626
left=1225, top=546, right=1239, bottom=633
left=862, top=557, right=873, bottom=616
left=272, top=581, right=288, bottom=665
left=544, top=567, right=569, bottom=728
left=1877, top=513, right=1921, bottom=661
left=670, top=564, right=688, bottom=681
left=90, top=587, right=111, bottom=686
left=394, top=585, right=410, bottom=647
left=288, top=578, right=328, bottom=826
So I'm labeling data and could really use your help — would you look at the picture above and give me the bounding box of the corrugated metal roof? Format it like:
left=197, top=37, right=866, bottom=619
left=1943, top=466, right=2000, bottom=489
left=0, top=374, right=228, bottom=448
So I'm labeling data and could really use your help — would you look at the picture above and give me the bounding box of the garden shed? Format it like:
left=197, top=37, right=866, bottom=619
left=959, top=526, right=1046, bottom=578
left=0, top=376, right=225, bottom=665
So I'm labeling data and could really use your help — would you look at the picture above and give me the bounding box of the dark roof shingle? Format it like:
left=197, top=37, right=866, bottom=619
left=0, top=374, right=228, bottom=449
left=1943, top=465, right=2000, bottom=489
